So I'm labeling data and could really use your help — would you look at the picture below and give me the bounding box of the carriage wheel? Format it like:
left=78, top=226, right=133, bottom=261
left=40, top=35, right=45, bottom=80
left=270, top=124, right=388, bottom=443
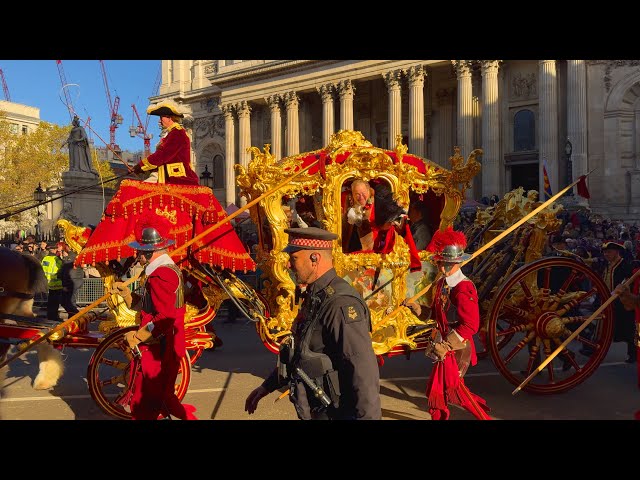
left=87, top=326, right=192, bottom=419
left=486, top=256, right=613, bottom=395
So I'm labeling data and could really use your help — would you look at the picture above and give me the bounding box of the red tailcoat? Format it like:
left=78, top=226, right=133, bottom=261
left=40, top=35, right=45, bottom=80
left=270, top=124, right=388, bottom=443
left=351, top=202, right=422, bottom=272
left=130, top=262, right=195, bottom=420
left=137, top=124, right=199, bottom=186
left=426, top=273, right=490, bottom=420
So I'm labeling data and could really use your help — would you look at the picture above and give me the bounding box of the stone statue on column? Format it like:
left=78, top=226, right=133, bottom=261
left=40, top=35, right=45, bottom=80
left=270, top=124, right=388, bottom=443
left=63, top=115, right=98, bottom=176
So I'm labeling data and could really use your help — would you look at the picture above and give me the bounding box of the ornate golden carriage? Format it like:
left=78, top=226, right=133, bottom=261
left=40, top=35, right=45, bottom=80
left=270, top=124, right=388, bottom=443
left=236, top=130, right=481, bottom=358
left=237, top=130, right=616, bottom=395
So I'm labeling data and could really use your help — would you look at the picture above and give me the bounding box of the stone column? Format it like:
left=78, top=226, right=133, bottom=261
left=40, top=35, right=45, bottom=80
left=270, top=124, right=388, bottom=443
left=436, top=88, right=454, bottom=168
left=317, top=83, right=335, bottom=145
left=407, top=65, right=426, bottom=157
left=265, top=94, right=282, bottom=161
left=221, top=103, right=236, bottom=207
left=283, top=91, right=300, bottom=156
left=337, top=80, right=355, bottom=131
left=567, top=60, right=588, bottom=202
left=453, top=60, right=475, bottom=198
left=481, top=60, right=502, bottom=199
left=383, top=70, right=403, bottom=148
left=539, top=60, right=559, bottom=195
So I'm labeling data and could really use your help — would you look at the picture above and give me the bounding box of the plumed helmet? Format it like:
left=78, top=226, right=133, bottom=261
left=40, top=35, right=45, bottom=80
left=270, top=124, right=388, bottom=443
left=128, top=212, right=175, bottom=252
left=427, top=226, right=471, bottom=263
left=432, top=244, right=471, bottom=263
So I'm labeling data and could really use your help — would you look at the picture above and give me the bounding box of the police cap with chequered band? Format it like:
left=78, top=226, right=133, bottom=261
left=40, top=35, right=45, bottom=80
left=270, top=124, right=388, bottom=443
left=283, top=227, right=338, bottom=253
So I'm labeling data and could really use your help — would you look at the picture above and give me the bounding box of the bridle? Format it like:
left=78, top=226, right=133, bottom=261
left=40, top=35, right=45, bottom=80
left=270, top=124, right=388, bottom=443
left=0, top=286, right=35, bottom=300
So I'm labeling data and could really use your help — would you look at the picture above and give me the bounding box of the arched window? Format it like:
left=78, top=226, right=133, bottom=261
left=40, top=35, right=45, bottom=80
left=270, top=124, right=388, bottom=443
left=514, top=109, right=535, bottom=151
left=201, top=145, right=225, bottom=189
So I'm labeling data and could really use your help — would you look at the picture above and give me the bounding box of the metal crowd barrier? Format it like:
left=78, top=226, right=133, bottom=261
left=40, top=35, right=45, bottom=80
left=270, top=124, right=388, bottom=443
left=34, top=278, right=142, bottom=307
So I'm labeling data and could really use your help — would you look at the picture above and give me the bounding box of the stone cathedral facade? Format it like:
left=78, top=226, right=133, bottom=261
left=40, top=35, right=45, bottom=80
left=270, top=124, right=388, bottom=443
left=151, top=60, right=640, bottom=221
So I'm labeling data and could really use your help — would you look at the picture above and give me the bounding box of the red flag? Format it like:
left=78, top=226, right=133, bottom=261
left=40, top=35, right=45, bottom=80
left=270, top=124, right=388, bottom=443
left=577, top=175, right=590, bottom=199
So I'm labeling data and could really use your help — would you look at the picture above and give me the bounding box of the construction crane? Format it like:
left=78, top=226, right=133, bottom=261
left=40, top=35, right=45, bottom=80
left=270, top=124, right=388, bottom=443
left=129, top=104, right=152, bottom=157
left=144, top=65, right=162, bottom=135
left=99, top=60, right=123, bottom=155
left=129, top=65, right=161, bottom=157
left=55, top=60, right=75, bottom=122
left=0, top=68, right=10, bottom=102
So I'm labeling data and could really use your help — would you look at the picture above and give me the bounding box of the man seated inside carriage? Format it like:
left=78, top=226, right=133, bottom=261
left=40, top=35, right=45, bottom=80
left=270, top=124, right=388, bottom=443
left=343, top=179, right=421, bottom=272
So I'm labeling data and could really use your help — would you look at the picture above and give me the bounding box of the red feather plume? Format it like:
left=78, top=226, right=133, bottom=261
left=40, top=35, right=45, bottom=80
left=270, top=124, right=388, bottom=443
left=134, top=210, right=173, bottom=243
left=426, top=225, right=467, bottom=253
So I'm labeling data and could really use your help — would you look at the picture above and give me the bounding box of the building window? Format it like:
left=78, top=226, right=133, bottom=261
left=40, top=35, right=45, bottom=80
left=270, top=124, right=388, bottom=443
left=10, top=123, right=18, bottom=134
left=21, top=125, right=28, bottom=135
left=514, top=109, right=535, bottom=151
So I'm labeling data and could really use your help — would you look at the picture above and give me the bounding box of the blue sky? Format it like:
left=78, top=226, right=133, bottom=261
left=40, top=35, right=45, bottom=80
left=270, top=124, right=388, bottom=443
left=0, top=60, right=161, bottom=153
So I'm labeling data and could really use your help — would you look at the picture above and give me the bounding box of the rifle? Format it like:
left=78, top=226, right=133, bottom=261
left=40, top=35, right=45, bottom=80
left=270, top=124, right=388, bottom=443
left=294, top=367, right=332, bottom=408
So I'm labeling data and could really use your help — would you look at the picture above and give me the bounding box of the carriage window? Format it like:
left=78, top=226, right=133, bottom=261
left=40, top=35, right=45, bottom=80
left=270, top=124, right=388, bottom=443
left=342, top=179, right=375, bottom=253
left=407, top=196, right=432, bottom=251
left=283, top=195, right=321, bottom=229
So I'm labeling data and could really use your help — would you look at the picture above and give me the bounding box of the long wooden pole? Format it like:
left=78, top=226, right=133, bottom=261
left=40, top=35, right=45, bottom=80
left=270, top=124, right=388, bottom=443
left=512, top=266, right=640, bottom=395
left=0, top=159, right=320, bottom=369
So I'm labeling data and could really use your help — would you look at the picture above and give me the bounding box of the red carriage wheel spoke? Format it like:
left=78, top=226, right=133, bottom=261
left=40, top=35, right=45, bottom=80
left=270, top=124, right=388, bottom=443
left=503, top=330, right=537, bottom=365
left=557, top=268, right=579, bottom=295
left=517, top=279, right=537, bottom=309
left=556, top=288, right=599, bottom=317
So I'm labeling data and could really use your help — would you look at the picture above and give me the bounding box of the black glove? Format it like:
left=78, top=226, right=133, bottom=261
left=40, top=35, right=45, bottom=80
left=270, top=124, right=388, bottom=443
left=132, top=164, right=143, bottom=175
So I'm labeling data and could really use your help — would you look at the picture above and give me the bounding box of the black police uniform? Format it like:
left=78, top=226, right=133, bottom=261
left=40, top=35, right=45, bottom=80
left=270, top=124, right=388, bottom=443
left=262, top=268, right=382, bottom=420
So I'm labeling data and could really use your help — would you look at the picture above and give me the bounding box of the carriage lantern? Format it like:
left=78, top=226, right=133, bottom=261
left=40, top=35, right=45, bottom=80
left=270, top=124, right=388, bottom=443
left=199, top=165, right=213, bottom=189
left=33, top=182, right=46, bottom=203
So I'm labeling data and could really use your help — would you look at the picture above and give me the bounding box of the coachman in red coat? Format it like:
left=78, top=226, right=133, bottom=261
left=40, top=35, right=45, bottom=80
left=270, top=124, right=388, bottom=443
left=113, top=212, right=197, bottom=420
left=131, top=100, right=199, bottom=185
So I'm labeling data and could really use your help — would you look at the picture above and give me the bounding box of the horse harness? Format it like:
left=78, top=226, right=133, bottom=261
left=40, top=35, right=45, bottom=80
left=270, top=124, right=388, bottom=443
left=0, top=286, right=35, bottom=300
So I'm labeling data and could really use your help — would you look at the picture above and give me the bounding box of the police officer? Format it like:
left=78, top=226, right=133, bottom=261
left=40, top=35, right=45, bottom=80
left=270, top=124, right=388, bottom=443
left=244, top=227, right=381, bottom=420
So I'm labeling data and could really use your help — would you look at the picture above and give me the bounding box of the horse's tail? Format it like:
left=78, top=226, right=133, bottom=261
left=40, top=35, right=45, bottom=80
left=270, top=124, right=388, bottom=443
left=21, top=254, right=48, bottom=294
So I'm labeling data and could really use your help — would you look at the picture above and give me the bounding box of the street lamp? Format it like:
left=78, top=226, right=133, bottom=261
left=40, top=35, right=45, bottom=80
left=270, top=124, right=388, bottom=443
left=565, top=138, right=573, bottom=196
left=33, top=183, right=47, bottom=240
left=200, top=164, right=213, bottom=189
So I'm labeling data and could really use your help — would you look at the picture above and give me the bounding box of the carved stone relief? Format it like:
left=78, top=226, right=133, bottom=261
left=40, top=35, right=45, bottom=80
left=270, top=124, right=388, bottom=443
left=602, top=60, right=640, bottom=92
left=194, top=115, right=225, bottom=140
left=511, top=72, right=537, bottom=100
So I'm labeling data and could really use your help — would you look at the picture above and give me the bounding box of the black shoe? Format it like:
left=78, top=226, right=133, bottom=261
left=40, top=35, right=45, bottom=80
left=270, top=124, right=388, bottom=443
left=625, top=355, right=637, bottom=364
